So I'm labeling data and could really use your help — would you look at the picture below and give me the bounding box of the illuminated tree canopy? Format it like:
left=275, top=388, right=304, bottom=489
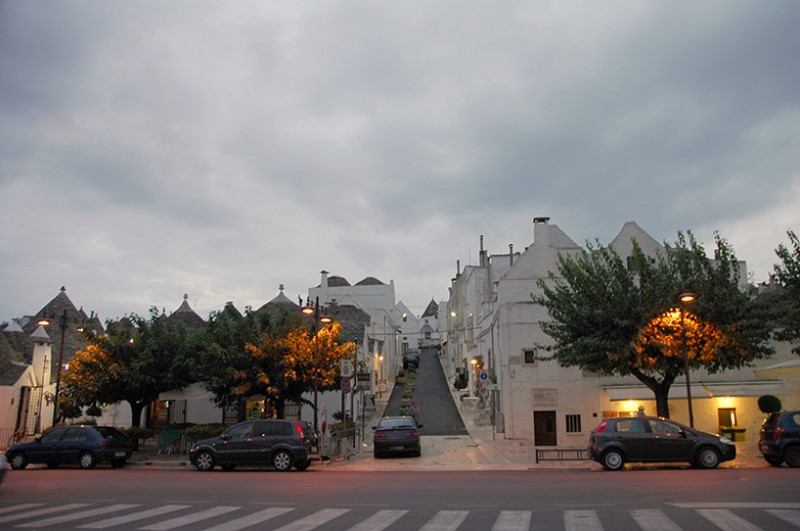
left=535, top=231, right=774, bottom=418
left=195, top=305, right=355, bottom=420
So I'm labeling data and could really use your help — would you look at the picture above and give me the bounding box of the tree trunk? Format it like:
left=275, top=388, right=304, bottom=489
left=129, top=401, right=146, bottom=427
left=654, top=388, right=671, bottom=419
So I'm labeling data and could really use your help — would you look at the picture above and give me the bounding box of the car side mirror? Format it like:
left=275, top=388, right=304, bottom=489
left=34, top=437, right=42, bottom=443
left=371, top=426, right=376, bottom=431
left=678, top=429, right=687, bottom=438
left=220, top=433, right=232, bottom=440
left=417, top=424, right=423, bottom=429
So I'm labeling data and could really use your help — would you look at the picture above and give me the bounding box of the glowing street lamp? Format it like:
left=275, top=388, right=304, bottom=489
left=301, top=296, right=331, bottom=435
left=678, top=291, right=697, bottom=427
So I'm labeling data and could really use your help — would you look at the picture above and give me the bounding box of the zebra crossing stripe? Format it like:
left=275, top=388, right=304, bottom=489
left=140, top=506, right=241, bottom=530
left=77, top=505, right=191, bottom=529
left=347, top=509, right=409, bottom=531
left=272, top=508, right=350, bottom=531
left=0, top=503, right=90, bottom=524
left=630, top=509, right=682, bottom=531
left=199, top=507, right=295, bottom=531
left=765, top=509, right=800, bottom=527
left=565, top=510, right=604, bottom=531
left=17, top=504, right=139, bottom=528
left=420, top=510, right=470, bottom=531
left=0, top=504, right=45, bottom=515
left=492, top=510, right=532, bottom=531
left=696, top=509, right=764, bottom=531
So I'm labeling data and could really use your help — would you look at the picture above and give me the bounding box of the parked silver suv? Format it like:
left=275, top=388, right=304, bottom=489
left=189, top=419, right=314, bottom=472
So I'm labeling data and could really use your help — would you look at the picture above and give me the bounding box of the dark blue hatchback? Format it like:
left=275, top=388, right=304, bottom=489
left=5, top=425, right=132, bottom=470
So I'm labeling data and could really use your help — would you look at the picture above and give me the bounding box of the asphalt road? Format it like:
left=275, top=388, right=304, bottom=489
left=1, top=467, right=798, bottom=530
left=386, top=348, right=468, bottom=436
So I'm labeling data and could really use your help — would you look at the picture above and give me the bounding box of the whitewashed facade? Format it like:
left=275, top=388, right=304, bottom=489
left=444, top=217, right=799, bottom=450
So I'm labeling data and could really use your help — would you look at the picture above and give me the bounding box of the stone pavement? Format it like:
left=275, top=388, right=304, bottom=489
left=130, top=385, right=767, bottom=471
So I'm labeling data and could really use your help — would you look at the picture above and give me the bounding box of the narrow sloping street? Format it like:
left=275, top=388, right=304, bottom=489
left=413, top=348, right=469, bottom=436
left=383, top=348, right=468, bottom=436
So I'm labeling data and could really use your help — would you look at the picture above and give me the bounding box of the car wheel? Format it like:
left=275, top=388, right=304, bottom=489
left=111, top=459, right=127, bottom=469
left=9, top=452, right=27, bottom=470
left=79, top=451, right=97, bottom=469
left=601, top=449, right=625, bottom=471
left=194, top=450, right=216, bottom=471
left=295, top=461, right=311, bottom=471
left=221, top=464, right=237, bottom=471
left=784, top=446, right=800, bottom=468
left=764, top=455, right=783, bottom=467
left=272, top=450, right=293, bottom=472
left=695, top=447, right=720, bottom=469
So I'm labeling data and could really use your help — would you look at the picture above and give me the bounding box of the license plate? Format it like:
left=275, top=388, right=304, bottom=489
left=389, top=445, right=404, bottom=451
left=114, top=451, right=126, bottom=457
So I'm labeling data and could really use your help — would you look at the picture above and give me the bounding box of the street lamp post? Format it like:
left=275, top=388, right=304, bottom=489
left=301, top=297, right=331, bottom=435
left=52, top=309, right=69, bottom=425
left=679, top=291, right=697, bottom=428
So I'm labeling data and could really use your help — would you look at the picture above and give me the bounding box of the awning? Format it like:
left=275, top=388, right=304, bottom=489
left=703, top=381, right=786, bottom=397
left=755, top=359, right=800, bottom=379
left=158, top=383, right=214, bottom=401
left=603, top=384, right=711, bottom=401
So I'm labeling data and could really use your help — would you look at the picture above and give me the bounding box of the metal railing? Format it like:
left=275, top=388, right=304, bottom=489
left=535, top=448, right=589, bottom=463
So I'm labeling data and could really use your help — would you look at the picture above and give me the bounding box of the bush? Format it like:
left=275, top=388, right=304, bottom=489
left=122, top=427, right=154, bottom=442
left=185, top=423, right=226, bottom=441
left=758, top=395, right=782, bottom=413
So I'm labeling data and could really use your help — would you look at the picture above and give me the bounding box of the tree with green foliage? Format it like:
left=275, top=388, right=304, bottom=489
left=773, top=229, right=800, bottom=354
left=60, top=308, right=197, bottom=427
left=535, top=231, right=774, bottom=418
left=195, top=303, right=308, bottom=417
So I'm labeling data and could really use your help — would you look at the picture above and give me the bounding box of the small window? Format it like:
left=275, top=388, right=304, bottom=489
left=566, top=414, right=582, bottom=433
left=523, top=349, right=537, bottom=364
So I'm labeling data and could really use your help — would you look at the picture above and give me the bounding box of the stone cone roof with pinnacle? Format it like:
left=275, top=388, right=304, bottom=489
left=169, top=294, right=206, bottom=334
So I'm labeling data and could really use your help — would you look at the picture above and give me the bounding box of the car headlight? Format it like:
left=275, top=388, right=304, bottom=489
left=719, top=437, right=733, bottom=444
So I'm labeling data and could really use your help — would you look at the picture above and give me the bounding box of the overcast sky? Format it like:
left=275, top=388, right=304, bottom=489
left=1, top=1, right=798, bottom=323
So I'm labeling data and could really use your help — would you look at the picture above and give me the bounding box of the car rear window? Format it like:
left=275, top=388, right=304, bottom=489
left=784, top=412, right=800, bottom=429
left=379, top=419, right=415, bottom=429
left=95, top=427, right=127, bottom=439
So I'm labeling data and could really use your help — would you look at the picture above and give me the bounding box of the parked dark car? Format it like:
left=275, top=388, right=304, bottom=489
left=372, top=416, right=422, bottom=458
left=5, top=425, right=132, bottom=470
left=402, top=349, right=420, bottom=369
left=759, top=410, right=800, bottom=467
left=188, top=419, right=314, bottom=472
left=588, top=416, right=735, bottom=470
left=0, top=453, right=7, bottom=485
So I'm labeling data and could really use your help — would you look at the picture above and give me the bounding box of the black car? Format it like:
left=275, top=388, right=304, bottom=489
left=372, top=416, right=422, bottom=458
left=189, top=419, right=314, bottom=472
left=758, top=410, right=800, bottom=467
left=5, top=425, right=132, bottom=470
left=588, top=416, right=736, bottom=470
left=402, top=349, right=420, bottom=369
left=0, top=453, right=7, bottom=485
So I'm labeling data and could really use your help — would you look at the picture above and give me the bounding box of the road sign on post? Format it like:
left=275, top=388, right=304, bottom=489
left=340, top=360, right=353, bottom=378
left=341, top=376, right=351, bottom=394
